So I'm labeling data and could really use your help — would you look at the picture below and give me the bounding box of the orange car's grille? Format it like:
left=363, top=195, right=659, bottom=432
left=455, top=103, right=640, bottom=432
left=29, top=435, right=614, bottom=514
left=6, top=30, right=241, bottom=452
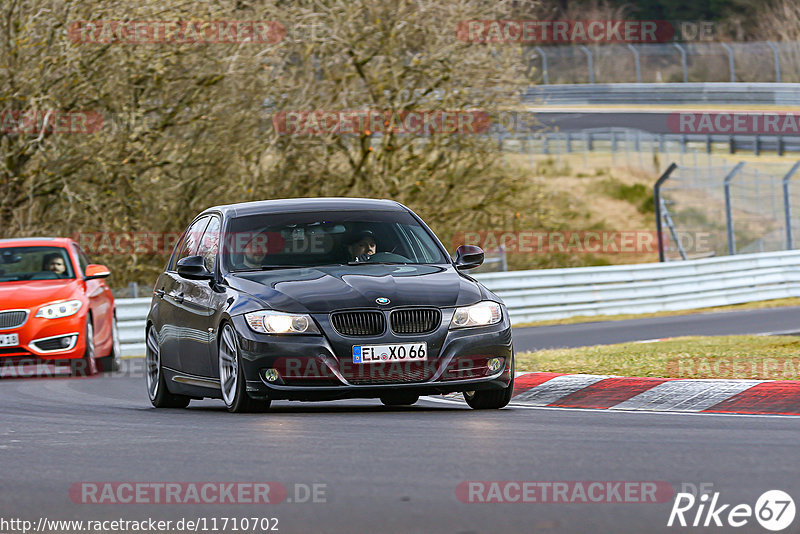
left=0, top=311, right=27, bottom=330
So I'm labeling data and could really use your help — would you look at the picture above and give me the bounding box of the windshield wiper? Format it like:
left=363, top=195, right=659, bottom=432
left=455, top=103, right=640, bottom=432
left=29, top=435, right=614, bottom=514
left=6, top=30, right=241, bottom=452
left=233, top=265, right=301, bottom=272
left=347, top=261, right=408, bottom=266
left=259, top=265, right=306, bottom=270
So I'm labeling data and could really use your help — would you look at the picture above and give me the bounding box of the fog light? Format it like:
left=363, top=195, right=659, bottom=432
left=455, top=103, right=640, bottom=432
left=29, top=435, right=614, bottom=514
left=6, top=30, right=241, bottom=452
left=487, top=357, right=503, bottom=372
left=264, top=368, right=279, bottom=382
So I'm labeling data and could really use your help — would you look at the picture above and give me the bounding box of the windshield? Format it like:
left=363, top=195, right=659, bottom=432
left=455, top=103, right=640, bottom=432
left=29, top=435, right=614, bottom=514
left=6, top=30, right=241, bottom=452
left=0, top=246, right=75, bottom=282
left=223, top=210, right=448, bottom=271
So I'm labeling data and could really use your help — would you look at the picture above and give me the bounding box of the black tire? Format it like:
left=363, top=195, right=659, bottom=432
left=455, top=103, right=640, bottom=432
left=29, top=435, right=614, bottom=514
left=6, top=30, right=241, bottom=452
left=380, top=392, right=420, bottom=406
left=218, top=323, right=271, bottom=413
left=98, top=315, right=122, bottom=373
left=146, top=326, right=190, bottom=408
left=71, top=318, right=99, bottom=377
left=464, top=357, right=515, bottom=410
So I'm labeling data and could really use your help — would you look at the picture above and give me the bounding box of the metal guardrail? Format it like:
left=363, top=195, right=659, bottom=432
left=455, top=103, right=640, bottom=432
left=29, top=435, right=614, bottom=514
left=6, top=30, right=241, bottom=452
left=116, top=297, right=150, bottom=356
left=116, top=250, right=800, bottom=354
left=524, top=82, right=800, bottom=106
left=519, top=130, right=800, bottom=157
left=475, top=250, right=800, bottom=324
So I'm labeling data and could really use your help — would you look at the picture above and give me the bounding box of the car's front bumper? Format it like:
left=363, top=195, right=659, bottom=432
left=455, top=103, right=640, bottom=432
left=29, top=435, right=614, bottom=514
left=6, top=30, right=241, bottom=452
left=0, top=308, right=87, bottom=361
left=231, top=313, right=513, bottom=401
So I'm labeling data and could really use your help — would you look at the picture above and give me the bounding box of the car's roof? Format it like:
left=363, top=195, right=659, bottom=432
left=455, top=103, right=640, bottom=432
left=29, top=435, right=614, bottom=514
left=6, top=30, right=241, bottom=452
left=202, top=197, right=408, bottom=218
left=0, top=237, right=74, bottom=247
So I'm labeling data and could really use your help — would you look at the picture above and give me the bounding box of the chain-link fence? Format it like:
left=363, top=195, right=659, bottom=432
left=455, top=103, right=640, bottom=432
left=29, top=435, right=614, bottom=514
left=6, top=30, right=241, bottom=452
left=656, top=161, right=800, bottom=261
left=526, top=41, right=800, bottom=84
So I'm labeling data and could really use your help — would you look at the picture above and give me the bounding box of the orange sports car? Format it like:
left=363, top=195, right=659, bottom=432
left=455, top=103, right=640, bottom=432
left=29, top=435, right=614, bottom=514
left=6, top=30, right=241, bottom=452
left=0, top=237, right=119, bottom=376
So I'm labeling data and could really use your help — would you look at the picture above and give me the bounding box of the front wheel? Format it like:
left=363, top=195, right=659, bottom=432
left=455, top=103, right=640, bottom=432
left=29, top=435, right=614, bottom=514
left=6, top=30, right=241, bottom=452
left=146, top=326, right=190, bottom=408
left=71, top=319, right=99, bottom=377
left=98, top=315, right=122, bottom=373
left=464, top=357, right=514, bottom=410
left=219, top=323, right=270, bottom=413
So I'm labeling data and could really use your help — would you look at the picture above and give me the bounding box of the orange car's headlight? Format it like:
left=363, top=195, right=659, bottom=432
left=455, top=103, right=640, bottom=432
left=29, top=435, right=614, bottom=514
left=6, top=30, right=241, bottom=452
left=35, top=300, right=82, bottom=319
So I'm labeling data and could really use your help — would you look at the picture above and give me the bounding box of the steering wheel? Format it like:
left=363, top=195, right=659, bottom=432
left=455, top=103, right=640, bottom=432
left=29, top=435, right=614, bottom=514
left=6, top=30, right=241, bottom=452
left=29, top=271, right=59, bottom=280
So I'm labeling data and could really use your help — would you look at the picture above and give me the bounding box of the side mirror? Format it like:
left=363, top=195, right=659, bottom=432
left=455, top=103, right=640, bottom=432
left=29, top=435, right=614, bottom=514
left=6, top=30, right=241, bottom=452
left=176, top=255, right=214, bottom=280
left=84, top=264, right=111, bottom=280
left=454, top=245, right=484, bottom=270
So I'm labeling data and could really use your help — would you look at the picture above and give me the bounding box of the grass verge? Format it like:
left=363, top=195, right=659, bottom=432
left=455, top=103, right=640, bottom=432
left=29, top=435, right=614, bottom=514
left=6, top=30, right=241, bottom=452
left=513, top=297, right=800, bottom=328
left=515, top=335, right=800, bottom=380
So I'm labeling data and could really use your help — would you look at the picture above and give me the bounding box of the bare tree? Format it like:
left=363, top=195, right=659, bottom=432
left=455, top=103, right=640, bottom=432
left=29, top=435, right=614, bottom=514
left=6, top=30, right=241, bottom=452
left=1, top=0, right=558, bottom=285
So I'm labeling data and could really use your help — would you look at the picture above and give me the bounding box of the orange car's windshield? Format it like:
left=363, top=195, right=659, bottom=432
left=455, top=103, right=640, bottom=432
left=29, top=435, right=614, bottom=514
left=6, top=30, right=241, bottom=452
left=0, top=246, right=75, bottom=282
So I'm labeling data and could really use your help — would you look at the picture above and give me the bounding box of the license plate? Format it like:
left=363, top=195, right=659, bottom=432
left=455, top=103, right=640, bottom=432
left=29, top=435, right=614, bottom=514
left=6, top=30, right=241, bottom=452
left=353, top=343, right=427, bottom=363
left=0, top=333, right=19, bottom=347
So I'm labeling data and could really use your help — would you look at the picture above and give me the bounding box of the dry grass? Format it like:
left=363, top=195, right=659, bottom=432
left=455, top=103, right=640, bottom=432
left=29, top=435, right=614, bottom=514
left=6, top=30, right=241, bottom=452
left=516, top=335, right=800, bottom=379
left=513, top=297, right=800, bottom=327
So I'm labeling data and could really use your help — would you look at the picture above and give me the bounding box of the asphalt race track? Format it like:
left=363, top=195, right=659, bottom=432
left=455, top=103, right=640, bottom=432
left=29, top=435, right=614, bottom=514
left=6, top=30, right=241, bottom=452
left=519, top=109, right=800, bottom=136
left=2, top=353, right=799, bottom=532
left=512, top=306, right=800, bottom=352
left=2, top=308, right=799, bottom=533
left=528, top=109, right=674, bottom=133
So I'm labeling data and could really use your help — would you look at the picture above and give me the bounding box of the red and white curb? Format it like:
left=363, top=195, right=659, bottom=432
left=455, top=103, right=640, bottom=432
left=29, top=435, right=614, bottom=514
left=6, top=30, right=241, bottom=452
left=508, top=372, right=800, bottom=415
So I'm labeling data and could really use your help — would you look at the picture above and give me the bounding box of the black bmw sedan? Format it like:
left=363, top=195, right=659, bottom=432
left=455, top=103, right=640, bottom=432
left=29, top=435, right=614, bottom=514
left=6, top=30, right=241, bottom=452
left=145, top=198, right=514, bottom=412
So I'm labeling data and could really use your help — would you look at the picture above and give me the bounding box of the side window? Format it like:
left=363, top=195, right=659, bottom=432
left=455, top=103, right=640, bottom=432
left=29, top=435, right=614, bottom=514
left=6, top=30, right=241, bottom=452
left=72, top=245, right=89, bottom=275
left=166, top=231, right=186, bottom=271
left=171, top=216, right=210, bottom=270
left=197, top=216, right=221, bottom=272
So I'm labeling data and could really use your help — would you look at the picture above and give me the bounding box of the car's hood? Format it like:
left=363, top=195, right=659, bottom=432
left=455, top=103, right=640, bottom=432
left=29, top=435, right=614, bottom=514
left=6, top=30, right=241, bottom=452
left=226, top=264, right=484, bottom=314
left=0, top=279, right=81, bottom=310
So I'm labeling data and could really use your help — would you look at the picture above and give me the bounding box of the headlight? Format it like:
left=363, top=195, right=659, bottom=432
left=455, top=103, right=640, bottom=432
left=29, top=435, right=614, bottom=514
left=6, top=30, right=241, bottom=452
left=35, top=300, right=82, bottom=319
left=450, top=301, right=502, bottom=329
left=244, top=310, right=320, bottom=335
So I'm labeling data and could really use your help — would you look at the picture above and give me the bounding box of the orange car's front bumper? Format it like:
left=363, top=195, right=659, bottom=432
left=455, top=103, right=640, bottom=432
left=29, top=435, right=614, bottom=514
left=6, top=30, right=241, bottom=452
left=0, top=308, right=87, bottom=361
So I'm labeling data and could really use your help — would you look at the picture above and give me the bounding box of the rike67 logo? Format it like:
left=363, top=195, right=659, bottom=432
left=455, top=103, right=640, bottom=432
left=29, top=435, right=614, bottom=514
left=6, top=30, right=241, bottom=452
left=668, top=489, right=795, bottom=531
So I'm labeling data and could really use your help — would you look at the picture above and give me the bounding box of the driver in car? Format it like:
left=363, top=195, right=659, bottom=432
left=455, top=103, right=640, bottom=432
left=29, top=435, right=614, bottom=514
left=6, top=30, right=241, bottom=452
left=347, top=230, right=377, bottom=263
left=43, top=253, right=68, bottom=277
left=240, top=233, right=271, bottom=269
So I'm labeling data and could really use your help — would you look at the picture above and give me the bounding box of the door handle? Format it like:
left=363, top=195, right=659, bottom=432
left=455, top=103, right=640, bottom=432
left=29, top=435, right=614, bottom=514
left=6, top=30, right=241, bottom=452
left=155, top=289, right=165, bottom=299
left=174, top=293, right=185, bottom=304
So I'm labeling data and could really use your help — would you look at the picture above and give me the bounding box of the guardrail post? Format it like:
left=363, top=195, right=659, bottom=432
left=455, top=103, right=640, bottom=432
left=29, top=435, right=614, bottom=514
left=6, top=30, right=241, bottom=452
left=724, top=162, right=746, bottom=255
left=579, top=45, right=594, bottom=84
left=673, top=43, right=688, bottom=83
left=654, top=162, right=679, bottom=262
left=721, top=43, right=736, bottom=82
left=766, top=41, right=781, bottom=83
left=782, top=161, right=800, bottom=249
left=627, top=44, right=642, bottom=83
left=534, top=46, right=549, bottom=85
